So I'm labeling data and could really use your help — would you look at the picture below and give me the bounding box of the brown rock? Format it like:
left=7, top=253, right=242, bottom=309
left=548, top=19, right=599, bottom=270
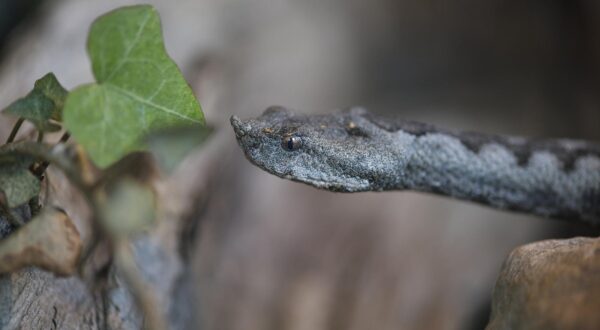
left=487, top=237, right=600, bottom=330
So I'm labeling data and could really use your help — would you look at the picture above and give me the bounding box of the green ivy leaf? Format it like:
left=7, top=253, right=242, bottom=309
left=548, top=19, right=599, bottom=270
left=0, top=152, right=39, bottom=208
left=63, top=5, right=204, bottom=168
left=34, top=73, right=69, bottom=120
left=145, top=124, right=212, bottom=173
left=4, top=73, right=67, bottom=132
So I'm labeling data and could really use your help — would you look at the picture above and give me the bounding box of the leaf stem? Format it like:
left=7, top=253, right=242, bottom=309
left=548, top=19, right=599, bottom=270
left=4, top=142, right=87, bottom=195
left=33, top=131, right=71, bottom=177
left=59, top=132, right=71, bottom=143
left=28, top=195, right=41, bottom=217
left=6, top=118, right=25, bottom=143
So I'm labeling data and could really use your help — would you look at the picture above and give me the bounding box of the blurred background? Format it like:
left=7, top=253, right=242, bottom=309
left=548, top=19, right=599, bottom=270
left=0, top=0, right=598, bottom=329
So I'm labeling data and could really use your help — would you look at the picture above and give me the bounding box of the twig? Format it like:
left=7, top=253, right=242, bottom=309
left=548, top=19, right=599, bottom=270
left=6, top=118, right=24, bottom=143
left=33, top=131, right=71, bottom=177
left=28, top=195, right=41, bottom=217
left=3, top=141, right=91, bottom=203
left=59, top=132, right=71, bottom=143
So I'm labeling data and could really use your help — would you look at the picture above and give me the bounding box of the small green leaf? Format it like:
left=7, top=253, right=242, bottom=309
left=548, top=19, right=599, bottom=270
left=99, top=179, right=155, bottom=236
left=5, top=91, right=60, bottom=132
left=0, top=152, right=39, bottom=208
left=34, top=73, right=69, bottom=120
left=4, top=72, right=68, bottom=131
left=63, top=5, right=204, bottom=168
left=145, top=124, right=212, bottom=173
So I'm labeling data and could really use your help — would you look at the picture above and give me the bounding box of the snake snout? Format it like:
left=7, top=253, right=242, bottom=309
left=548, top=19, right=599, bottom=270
left=230, top=115, right=251, bottom=137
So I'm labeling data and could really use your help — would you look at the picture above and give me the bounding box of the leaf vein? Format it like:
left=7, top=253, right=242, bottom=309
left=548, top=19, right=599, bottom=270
left=103, top=11, right=152, bottom=82
left=106, top=84, right=201, bottom=123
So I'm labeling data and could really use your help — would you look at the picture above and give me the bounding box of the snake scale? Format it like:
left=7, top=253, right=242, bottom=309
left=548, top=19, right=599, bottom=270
left=231, top=106, right=600, bottom=224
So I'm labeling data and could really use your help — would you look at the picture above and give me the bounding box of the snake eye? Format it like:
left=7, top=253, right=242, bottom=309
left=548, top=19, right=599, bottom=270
left=282, top=136, right=302, bottom=151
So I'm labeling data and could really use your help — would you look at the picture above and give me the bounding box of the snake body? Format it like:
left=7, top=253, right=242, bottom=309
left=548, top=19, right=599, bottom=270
left=231, top=106, right=600, bottom=224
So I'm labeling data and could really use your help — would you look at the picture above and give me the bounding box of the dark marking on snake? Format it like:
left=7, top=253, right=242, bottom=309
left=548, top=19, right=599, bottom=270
left=362, top=111, right=600, bottom=171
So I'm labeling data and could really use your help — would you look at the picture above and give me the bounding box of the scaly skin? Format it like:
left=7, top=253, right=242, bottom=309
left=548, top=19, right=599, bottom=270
left=231, top=106, right=600, bottom=224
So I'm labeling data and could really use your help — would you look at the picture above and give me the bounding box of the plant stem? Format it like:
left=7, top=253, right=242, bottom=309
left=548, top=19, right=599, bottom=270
left=33, top=131, right=71, bottom=177
left=59, top=132, right=71, bottom=143
left=37, top=131, right=44, bottom=143
left=6, top=118, right=24, bottom=143
left=28, top=195, right=41, bottom=217
left=5, top=142, right=87, bottom=194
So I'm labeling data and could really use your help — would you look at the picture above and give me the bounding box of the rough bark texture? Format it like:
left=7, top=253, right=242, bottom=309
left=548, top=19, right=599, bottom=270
left=487, top=237, right=600, bottom=330
left=0, top=267, right=103, bottom=329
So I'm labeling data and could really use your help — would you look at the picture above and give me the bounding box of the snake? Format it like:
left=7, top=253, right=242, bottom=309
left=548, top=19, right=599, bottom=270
left=230, top=106, right=600, bottom=224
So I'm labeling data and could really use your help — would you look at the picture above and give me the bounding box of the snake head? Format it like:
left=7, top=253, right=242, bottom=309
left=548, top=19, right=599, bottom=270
left=231, top=106, right=405, bottom=192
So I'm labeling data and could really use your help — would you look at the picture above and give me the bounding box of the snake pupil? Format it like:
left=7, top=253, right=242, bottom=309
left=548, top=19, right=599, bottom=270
left=282, top=136, right=302, bottom=151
